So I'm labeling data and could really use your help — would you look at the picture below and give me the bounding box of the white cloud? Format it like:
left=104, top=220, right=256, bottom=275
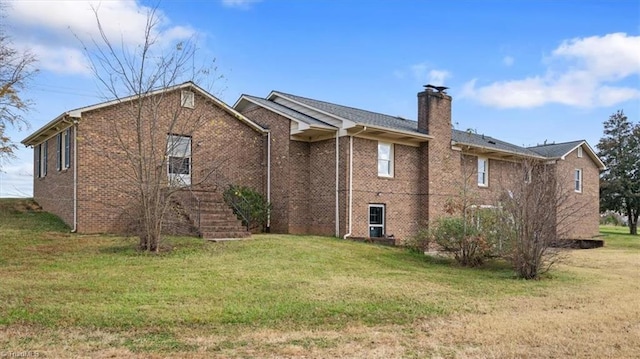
left=427, top=70, right=450, bottom=86
left=503, top=56, right=514, bottom=66
left=462, top=33, right=640, bottom=108
left=404, top=62, right=451, bottom=85
left=27, top=44, right=91, bottom=76
left=0, top=161, right=33, bottom=198
left=222, top=0, right=262, bottom=9
left=7, top=1, right=197, bottom=76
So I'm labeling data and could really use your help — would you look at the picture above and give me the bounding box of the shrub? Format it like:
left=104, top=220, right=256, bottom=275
left=223, top=185, right=270, bottom=232
left=403, top=228, right=430, bottom=253
left=429, top=216, right=494, bottom=267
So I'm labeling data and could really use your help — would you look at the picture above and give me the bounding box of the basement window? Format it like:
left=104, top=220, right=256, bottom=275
left=181, top=91, right=195, bottom=109
left=369, top=204, right=385, bottom=238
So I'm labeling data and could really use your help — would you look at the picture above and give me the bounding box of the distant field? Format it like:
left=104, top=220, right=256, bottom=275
left=1, top=199, right=639, bottom=358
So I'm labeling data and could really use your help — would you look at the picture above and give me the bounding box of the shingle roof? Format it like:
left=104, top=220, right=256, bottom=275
left=242, top=95, right=334, bottom=128
left=528, top=140, right=584, bottom=158
left=264, top=91, right=594, bottom=161
left=273, top=91, right=420, bottom=133
left=452, top=130, right=544, bottom=157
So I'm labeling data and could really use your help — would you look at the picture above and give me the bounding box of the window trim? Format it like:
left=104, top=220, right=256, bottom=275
left=368, top=204, right=385, bottom=238
left=477, top=156, right=489, bottom=187
left=181, top=91, right=195, bottom=109
left=574, top=169, right=582, bottom=193
left=167, top=134, right=192, bottom=186
left=38, top=141, right=47, bottom=178
left=64, top=127, right=71, bottom=170
left=524, top=168, right=532, bottom=184
left=56, top=128, right=71, bottom=171
left=377, top=141, right=394, bottom=178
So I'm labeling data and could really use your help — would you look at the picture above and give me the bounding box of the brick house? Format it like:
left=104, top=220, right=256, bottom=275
left=233, top=86, right=605, bottom=241
left=22, top=82, right=268, bottom=238
left=23, top=83, right=605, bottom=240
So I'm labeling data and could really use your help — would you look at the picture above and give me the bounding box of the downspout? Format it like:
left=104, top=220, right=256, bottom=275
left=335, top=130, right=340, bottom=237
left=343, top=127, right=366, bottom=239
left=266, top=130, right=271, bottom=233
left=72, top=118, right=79, bottom=233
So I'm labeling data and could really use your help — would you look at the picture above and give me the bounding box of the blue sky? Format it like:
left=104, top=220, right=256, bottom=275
left=1, top=0, right=639, bottom=197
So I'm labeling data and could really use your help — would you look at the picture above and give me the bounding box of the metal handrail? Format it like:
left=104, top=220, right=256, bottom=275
left=222, top=189, right=253, bottom=231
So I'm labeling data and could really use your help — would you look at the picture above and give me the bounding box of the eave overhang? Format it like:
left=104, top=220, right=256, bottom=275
left=454, top=141, right=546, bottom=161
left=21, top=113, right=77, bottom=147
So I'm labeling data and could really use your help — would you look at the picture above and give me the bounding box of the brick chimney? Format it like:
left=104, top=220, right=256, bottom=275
left=417, top=86, right=452, bottom=136
left=418, top=85, right=458, bottom=224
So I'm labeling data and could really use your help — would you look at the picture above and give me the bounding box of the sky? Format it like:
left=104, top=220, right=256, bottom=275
left=1, top=0, right=639, bottom=197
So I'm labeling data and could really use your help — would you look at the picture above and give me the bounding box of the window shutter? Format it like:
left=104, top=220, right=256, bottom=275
left=35, top=144, right=41, bottom=178
left=42, top=141, right=48, bottom=177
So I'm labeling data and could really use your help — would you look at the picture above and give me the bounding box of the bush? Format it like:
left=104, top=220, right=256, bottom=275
left=429, top=216, right=493, bottom=267
left=600, top=212, right=625, bottom=226
left=403, top=228, right=430, bottom=253
left=223, top=185, right=270, bottom=232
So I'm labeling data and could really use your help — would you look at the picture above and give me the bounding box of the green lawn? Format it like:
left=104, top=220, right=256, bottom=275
left=1, top=199, right=639, bottom=358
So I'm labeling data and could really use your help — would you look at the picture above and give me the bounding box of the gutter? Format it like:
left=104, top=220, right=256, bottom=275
left=72, top=118, right=79, bottom=233
left=335, top=130, right=339, bottom=237
left=343, top=127, right=367, bottom=240
left=266, top=130, right=271, bottom=232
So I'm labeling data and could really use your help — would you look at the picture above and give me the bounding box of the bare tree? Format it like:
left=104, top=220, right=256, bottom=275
left=0, top=1, right=37, bottom=166
left=497, top=160, right=582, bottom=279
left=81, top=6, right=224, bottom=252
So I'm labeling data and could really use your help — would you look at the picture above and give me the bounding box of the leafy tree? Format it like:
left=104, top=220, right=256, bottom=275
left=0, top=1, right=37, bottom=166
left=597, top=110, right=639, bottom=235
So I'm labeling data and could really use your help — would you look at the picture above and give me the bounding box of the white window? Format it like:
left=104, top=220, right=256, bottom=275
left=477, top=157, right=489, bottom=187
left=37, top=141, right=47, bottom=178
left=377, top=142, right=394, bottom=177
left=524, top=168, right=532, bottom=184
left=167, top=134, right=192, bottom=186
left=56, top=128, right=71, bottom=171
left=574, top=169, right=582, bottom=193
left=369, top=204, right=385, bottom=238
left=181, top=91, right=195, bottom=109
left=577, top=146, right=583, bottom=158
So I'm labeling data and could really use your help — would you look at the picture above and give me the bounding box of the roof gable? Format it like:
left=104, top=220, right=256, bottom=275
left=528, top=140, right=606, bottom=170
left=22, top=82, right=266, bottom=146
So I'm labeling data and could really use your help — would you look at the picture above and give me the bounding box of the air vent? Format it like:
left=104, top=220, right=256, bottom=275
left=181, top=91, right=195, bottom=109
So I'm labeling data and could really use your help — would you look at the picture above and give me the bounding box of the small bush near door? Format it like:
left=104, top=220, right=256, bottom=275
left=223, top=185, right=270, bottom=232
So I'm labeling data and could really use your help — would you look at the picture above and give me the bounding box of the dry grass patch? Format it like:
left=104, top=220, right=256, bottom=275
left=1, top=202, right=639, bottom=358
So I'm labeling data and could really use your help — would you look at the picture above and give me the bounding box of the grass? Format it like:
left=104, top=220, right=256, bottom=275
left=1, top=198, right=639, bottom=358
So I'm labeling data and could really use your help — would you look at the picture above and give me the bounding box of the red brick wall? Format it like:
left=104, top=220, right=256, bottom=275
left=238, top=106, right=291, bottom=233
left=556, top=147, right=601, bottom=239
left=32, top=125, right=75, bottom=228
left=73, top=89, right=265, bottom=234
left=289, top=140, right=311, bottom=234
left=308, top=138, right=340, bottom=236
left=348, top=137, right=422, bottom=240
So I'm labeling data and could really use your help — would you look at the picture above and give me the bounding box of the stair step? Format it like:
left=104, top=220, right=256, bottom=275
left=200, top=225, right=246, bottom=231
left=172, top=189, right=251, bottom=239
left=202, top=231, right=251, bottom=239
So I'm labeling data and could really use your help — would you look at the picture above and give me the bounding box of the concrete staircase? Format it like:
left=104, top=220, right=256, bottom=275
left=192, top=190, right=250, bottom=239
